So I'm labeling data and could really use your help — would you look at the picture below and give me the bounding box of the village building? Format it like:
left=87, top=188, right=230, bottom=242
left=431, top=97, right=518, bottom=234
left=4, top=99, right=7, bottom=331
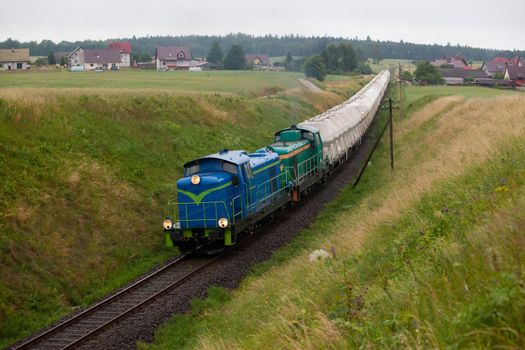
left=436, top=67, right=487, bottom=85
left=504, top=65, right=525, bottom=86
left=430, top=56, right=468, bottom=69
left=84, top=49, right=121, bottom=70
left=0, top=48, right=30, bottom=71
left=481, top=56, right=523, bottom=77
left=245, top=54, right=271, bottom=69
left=67, top=47, right=85, bottom=67
left=155, top=46, right=206, bottom=71
left=509, top=56, right=524, bottom=66
left=108, top=42, right=131, bottom=67
left=474, top=78, right=515, bottom=88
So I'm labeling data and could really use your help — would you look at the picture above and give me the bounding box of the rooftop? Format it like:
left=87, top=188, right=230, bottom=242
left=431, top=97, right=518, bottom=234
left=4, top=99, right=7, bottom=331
left=0, top=48, right=30, bottom=62
left=84, top=48, right=121, bottom=64
left=156, top=46, right=191, bottom=61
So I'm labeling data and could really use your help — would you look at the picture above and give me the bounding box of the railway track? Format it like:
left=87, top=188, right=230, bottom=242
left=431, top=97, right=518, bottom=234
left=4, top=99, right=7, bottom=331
left=11, top=255, right=218, bottom=350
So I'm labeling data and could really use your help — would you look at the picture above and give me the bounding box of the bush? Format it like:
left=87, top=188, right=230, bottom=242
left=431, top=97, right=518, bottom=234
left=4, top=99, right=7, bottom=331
left=355, top=62, right=373, bottom=74
left=414, top=61, right=444, bottom=85
left=400, top=70, right=413, bottom=81
left=304, top=55, right=327, bottom=81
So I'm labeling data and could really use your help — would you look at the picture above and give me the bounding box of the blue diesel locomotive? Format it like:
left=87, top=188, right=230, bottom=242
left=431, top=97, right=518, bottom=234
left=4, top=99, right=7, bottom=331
left=163, top=148, right=294, bottom=252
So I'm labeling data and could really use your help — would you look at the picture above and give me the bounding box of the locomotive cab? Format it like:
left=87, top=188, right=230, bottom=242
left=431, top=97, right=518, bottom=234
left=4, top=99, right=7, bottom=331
left=269, top=125, right=324, bottom=197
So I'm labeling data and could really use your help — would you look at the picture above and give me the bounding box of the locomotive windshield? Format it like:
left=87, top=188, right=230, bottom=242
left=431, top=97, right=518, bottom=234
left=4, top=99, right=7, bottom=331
left=184, top=159, right=238, bottom=176
left=184, top=163, right=199, bottom=176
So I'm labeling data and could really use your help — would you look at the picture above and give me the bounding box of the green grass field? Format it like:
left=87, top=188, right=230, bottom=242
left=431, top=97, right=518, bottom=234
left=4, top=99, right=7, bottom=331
left=0, top=69, right=303, bottom=94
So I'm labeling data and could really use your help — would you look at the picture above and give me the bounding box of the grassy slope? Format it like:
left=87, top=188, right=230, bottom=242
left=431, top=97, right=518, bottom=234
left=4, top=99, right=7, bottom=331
left=0, top=71, right=358, bottom=347
left=144, top=87, right=525, bottom=349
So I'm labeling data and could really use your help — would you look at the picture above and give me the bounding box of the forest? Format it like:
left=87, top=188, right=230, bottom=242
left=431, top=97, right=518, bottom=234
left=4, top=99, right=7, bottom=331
left=1, top=33, right=523, bottom=61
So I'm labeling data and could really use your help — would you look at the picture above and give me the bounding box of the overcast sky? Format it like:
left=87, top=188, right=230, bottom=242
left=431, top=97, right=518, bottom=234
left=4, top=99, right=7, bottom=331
left=1, top=0, right=523, bottom=51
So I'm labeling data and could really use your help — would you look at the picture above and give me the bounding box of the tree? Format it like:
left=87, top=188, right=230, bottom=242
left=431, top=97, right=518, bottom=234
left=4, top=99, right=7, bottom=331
left=47, top=52, right=56, bottom=65
left=356, top=62, right=373, bottom=74
left=400, top=70, right=413, bottom=81
left=304, top=55, right=327, bottom=81
left=414, top=61, right=443, bottom=85
left=35, top=58, right=46, bottom=66
left=321, top=43, right=357, bottom=74
left=132, top=51, right=152, bottom=63
left=60, top=56, right=67, bottom=66
left=223, top=45, right=246, bottom=70
left=207, top=41, right=224, bottom=64
left=372, top=43, right=383, bottom=64
left=284, top=51, right=294, bottom=71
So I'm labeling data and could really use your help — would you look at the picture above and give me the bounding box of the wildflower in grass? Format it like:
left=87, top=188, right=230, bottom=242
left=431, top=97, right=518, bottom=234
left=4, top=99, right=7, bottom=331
left=495, top=185, right=509, bottom=193
left=309, top=249, right=330, bottom=261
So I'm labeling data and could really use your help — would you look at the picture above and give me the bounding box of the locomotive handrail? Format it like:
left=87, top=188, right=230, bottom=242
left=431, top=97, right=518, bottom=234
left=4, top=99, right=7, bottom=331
left=166, top=200, right=230, bottom=229
left=244, top=171, right=292, bottom=214
left=296, top=152, right=322, bottom=182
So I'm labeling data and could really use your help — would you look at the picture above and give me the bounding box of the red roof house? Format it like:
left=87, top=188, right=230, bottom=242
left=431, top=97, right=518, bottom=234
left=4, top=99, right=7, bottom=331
left=108, top=42, right=132, bottom=54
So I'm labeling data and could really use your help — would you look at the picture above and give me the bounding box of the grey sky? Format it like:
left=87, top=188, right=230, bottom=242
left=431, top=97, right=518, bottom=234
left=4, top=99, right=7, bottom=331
left=1, top=0, right=523, bottom=51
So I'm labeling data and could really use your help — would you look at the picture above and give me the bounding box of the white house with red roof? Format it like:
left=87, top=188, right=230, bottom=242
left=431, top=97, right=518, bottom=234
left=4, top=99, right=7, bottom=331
left=108, top=42, right=131, bottom=67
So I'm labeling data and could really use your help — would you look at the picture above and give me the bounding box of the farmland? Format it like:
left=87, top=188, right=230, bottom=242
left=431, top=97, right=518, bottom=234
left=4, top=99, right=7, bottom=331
left=144, top=86, right=525, bottom=349
left=0, top=69, right=303, bottom=94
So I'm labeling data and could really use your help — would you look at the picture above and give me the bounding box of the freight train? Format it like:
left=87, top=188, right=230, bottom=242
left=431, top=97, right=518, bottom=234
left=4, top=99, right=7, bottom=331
left=162, top=70, right=390, bottom=253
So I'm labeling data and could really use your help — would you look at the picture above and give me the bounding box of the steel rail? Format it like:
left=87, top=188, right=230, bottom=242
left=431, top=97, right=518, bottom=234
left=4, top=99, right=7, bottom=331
left=11, top=254, right=192, bottom=350
left=61, top=256, right=220, bottom=349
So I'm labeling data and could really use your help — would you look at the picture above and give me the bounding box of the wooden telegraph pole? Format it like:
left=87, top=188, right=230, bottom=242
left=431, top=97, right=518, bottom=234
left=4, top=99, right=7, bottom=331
left=389, top=97, right=394, bottom=171
left=398, top=63, right=404, bottom=119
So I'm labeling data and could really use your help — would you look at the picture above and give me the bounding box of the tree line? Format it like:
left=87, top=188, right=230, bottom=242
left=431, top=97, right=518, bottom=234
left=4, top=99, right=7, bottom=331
left=1, top=34, right=523, bottom=61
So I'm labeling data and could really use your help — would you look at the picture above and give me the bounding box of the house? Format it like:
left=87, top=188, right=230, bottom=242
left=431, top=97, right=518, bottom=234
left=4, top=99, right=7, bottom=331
left=245, top=54, right=271, bottom=69
left=475, top=78, right=515, bottom=88
left=155, top=46, right=205, bottom=71
left=0, top=48, right=30, bottom=70
left=481, top=56, right=522, bottom=77
left=108, top=42, right=131, bottom=67
left=504, top=65, right=525, bottom=86
left=509, top=56, right=524, bottom=66
left=84, top=49, right=121, bottom=70
left=436, top=67, right=487, bottom=85
left=68, top=47, right=85, bottom=67
left=430, top=56, right=468, bottom=69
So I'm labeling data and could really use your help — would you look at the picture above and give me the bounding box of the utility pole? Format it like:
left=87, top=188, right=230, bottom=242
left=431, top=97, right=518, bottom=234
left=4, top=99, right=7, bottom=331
left=398, top=63, right=404, bottom=119
left=389, top=97, right=394, bottom=171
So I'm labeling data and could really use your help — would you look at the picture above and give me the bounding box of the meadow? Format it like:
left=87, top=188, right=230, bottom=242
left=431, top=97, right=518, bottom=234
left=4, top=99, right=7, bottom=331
left=0, top=69, right=303, bottom=94
left=143, top=85, right=525, bottom=349
left=0, top=69, right=357, bottom=347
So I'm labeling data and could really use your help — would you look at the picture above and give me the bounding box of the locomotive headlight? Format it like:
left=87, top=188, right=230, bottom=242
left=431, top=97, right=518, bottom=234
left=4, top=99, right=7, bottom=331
left=191, top=175, right=201, bottom=185
left=218, top=217, right=229, bottom=229
left=163, top=219, right=173, bottom=230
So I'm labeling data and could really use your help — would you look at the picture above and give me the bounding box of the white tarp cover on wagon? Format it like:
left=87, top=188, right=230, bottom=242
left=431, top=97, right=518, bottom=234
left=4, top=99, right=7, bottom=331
left=298, top=70, right=390, bottom=164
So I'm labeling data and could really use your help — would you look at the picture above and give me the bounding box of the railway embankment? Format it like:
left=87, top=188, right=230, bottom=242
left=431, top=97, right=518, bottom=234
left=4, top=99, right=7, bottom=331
left=145, top=90, right=525, bottom=349
left=0, top=77, right=349, bottom=348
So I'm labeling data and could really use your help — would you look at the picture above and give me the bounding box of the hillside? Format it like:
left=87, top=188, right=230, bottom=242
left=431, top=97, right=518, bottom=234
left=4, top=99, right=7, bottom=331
left=0, top=72, right=364, bottom=347
left=143, top=87, right=525, bottom=349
